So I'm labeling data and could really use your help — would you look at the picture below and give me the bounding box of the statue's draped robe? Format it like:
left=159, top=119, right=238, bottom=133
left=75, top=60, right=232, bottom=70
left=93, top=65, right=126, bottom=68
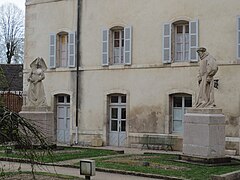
left=194, top=53, right=218, bottom=108
left=27, top=68, right=47, bottom=107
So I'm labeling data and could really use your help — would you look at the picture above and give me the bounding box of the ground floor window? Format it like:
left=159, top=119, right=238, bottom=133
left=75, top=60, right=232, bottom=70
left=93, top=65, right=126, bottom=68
left=172, top=94, right=192, bottom=133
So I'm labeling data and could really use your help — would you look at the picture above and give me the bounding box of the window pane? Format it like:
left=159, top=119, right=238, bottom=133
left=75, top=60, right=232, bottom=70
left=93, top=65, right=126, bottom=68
left=67, top=95, right=70, bottom=103
left=173, top=108, right=182, bottom=120
left=121, top=108, right=126, bottom=119
left=111, top=108, right=118, bottom=119
left=185, top=25, right=189, bottom=33
left=111, top=120, right=118, bottom=131
left=114, top=31, right=119, bottom=39
left=114, top=40, right=119, bottom=47
left=121, top=96, right=126, bottom=103
left=111, top=96, right=118, bottom=103
left=58, top=96, right=64, bottom=103
left=173, top=97, right=182, bottom=107
left=122, top=39, right=124, bottom=47
left=185, top=97, right=192, bottom=107
left=173, top=120, right=182, bottom=132
left=177, top=26, right=183, bottom=33
left=121, top=121, right=126, bottom=131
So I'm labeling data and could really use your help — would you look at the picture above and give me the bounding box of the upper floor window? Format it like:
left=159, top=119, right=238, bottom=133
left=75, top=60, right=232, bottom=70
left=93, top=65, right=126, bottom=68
left=174, top=22, right=189, bottom=61
left=102, top=26, right=132, bottom=66
left=49, top=32, right=76, bottom=68
left=162, top=20, right=198, bottom=64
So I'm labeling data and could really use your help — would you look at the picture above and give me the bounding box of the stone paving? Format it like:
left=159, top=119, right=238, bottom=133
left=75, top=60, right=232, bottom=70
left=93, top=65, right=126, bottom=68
left=0, top=161, right=159, bottom=180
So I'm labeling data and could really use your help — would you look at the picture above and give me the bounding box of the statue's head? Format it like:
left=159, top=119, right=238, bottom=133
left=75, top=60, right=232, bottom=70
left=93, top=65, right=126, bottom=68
left=197, top=47, right=207, bottom=60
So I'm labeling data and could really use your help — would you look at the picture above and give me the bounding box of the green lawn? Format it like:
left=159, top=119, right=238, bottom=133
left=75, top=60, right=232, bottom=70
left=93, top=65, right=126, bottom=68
left=91, top=154, right=240, bottom=180
left=0, top=146, right=118, bottom=163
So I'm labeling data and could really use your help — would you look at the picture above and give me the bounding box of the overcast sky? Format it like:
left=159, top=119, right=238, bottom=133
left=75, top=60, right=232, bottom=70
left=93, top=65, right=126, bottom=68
left=0, top=0, right=25, bottom=12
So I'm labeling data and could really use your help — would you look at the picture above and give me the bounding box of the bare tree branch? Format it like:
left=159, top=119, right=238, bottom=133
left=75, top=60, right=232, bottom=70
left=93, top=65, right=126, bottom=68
left=0, top=3, right=24, bottom=64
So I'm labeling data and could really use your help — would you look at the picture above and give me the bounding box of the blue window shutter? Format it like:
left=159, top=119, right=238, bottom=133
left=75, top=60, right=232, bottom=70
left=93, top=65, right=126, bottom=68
left=68, top=32, right=76, bottom=67
left=189, top=20, right=199, bottom=62
left=102, top=29, right=109, bottom=66
left=124, top=26, right=132, bottom=65
left=162, top=23, right=171, bottom=64
left=237, top=16, right=240, bottom=59
left=49, top=33, right=56, bottom=68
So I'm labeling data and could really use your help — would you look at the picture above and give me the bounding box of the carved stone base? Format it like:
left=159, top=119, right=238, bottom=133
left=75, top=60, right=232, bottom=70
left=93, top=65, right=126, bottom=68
left=179, top=155, right=231, bottom=164
left=183, top=108, right=225, bottom=159
left=19, top=106, right=56, bottom=144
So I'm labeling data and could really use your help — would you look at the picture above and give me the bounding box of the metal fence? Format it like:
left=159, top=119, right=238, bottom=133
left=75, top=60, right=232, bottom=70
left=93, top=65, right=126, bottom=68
left=0, top=91, right=23, bottom=113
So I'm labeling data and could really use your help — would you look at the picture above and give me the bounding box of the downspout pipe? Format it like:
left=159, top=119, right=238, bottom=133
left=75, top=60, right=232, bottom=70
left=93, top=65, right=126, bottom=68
left=75, top=0, right=82, bottom=144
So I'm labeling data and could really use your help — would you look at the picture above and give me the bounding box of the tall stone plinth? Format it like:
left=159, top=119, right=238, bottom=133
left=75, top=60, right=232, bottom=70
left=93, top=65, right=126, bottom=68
left=182, top=108, right=227, bottom=163
left=19, top=106, right=56, bottom=144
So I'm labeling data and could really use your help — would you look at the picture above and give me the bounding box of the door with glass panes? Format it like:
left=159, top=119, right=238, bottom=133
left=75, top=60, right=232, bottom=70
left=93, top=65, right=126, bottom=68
left=57, top=95, right=70, bottom=144
left=172, top=95, right=192, bottom=133
left=109, top=95, right=127, bottom=147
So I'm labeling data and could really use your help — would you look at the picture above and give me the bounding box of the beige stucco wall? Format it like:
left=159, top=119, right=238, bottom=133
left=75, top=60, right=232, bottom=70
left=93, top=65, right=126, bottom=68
left=24, top=0, right=240, bottom=152
left=81, top=0, right=240, bottom=67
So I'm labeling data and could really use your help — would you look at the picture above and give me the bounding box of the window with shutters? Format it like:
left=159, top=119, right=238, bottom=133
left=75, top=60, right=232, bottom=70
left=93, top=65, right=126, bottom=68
left=102, top=26, right=132, bottom=66
left=162, top=20, right=198, bottom=64
left=49, top=31, right=76, bottom=68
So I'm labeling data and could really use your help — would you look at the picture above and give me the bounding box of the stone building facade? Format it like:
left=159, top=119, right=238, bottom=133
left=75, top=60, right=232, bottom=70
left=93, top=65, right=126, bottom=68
left=24, top=0, right=240, bottom=153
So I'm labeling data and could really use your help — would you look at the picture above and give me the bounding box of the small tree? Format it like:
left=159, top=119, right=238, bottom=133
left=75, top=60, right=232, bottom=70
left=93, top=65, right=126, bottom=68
left=0, top=3, right=24, bottom=64
left=0, top=106, right=53, bottom=179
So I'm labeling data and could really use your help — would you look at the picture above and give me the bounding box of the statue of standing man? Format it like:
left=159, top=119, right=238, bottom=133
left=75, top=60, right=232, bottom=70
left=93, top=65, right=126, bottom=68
left=194, top=47, right=218, bottom=108
left=27, top=57, right=47, bottom=107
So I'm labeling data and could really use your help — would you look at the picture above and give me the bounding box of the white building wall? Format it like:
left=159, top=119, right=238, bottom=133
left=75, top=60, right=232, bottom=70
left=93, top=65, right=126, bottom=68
left=24, top=0, right=240, bottom=152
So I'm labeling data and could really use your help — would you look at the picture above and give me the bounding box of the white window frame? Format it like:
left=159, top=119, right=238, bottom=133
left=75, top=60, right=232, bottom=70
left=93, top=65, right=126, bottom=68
left=172, top=95, right=192, bottom=133
left=113, top=29, right=124, bottom=65
left=174, top=24, right=189, bottom=62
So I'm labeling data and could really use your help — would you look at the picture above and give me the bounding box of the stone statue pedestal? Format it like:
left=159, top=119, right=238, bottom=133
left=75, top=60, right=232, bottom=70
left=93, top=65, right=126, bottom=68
left=19, top=106, right=56, bottom=144
left=181, top=108, right=230, bottom=163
